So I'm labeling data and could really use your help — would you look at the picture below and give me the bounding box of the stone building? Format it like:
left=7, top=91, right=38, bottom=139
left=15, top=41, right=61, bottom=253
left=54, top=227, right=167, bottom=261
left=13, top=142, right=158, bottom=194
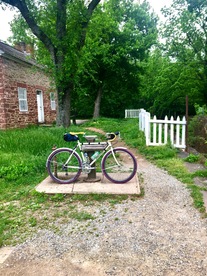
left=0, top=41, right=56, bottom=129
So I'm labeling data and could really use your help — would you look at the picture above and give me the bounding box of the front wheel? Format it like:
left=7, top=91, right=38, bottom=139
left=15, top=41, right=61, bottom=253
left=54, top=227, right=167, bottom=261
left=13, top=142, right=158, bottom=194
left=101, top=148, right=137, bottom=184
left=46, top=148, right=82, bottom=184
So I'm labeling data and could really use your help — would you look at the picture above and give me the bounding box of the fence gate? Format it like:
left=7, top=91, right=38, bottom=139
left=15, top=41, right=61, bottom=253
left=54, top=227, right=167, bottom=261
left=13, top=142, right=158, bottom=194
left=125, top=109, right=140, bottom=118
left=138, top=109, right=186, bottom=149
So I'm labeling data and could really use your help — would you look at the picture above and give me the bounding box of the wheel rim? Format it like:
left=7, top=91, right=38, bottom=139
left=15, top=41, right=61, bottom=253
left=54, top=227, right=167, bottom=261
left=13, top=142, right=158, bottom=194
left=47, top=149, right=81, bottom=184
left=102, top=148, right=137, bottom=184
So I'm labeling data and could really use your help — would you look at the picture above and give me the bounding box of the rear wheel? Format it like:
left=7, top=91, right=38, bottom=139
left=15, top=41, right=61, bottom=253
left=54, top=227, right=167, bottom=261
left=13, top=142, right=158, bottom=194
left=102, top=148, right=137, bottom=183
left=46, top=148, right=82, bottom=184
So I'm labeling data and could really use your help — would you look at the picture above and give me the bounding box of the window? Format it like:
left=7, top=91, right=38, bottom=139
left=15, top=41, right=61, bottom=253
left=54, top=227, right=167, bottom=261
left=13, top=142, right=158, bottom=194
left=18, top=87, right=28, bottom=112
left=50, top=92, right=56, bottom=110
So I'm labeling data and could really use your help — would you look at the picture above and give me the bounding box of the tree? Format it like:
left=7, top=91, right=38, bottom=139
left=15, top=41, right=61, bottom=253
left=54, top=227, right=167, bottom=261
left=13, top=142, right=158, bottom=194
left=74, top=0, right=158, bottom=118
left=140, top=49, right=204, bottom=117
left=0, top=0, right=101, bottom=127
left=161, top=0, right=207, bottom=105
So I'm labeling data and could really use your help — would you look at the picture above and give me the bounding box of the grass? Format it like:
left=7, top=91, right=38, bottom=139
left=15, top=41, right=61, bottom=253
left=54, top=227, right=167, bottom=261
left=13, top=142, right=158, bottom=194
left=0, top=117, right=206, bottom=246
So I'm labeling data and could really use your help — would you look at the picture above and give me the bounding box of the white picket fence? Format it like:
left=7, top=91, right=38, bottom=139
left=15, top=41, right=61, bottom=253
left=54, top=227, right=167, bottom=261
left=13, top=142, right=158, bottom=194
left=125, top=109, right=140, bottom=118
left=138, top=109, right=186, bottom=149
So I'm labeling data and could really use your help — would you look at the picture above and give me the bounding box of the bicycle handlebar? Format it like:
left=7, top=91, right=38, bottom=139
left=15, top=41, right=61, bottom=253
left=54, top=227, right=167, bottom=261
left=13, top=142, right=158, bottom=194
left=106, top=132, right=120, bottom=142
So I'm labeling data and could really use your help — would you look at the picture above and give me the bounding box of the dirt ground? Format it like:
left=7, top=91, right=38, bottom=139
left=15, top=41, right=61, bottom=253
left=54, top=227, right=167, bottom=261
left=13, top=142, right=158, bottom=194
left=1, top=255, right=108, bottom=276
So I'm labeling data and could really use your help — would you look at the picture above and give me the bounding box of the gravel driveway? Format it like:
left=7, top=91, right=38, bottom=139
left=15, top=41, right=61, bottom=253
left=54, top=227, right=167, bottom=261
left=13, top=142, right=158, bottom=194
left=1, top=151, right=207, bottom=275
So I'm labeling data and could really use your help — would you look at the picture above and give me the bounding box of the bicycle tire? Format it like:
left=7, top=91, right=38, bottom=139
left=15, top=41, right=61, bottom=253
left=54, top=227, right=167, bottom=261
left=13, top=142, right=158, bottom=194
left=101, top=147, right=137, bottom=184
left=46, top=148, right=82, bottom=184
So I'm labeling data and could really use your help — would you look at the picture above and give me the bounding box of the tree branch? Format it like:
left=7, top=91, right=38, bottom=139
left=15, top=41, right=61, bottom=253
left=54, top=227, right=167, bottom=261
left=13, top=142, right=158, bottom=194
left=79, top=0, right=101, bottom=48
left=56, top=0, right=67, bottom=42
left=88, top=0, right=101, bottom=16
left=1, top=0, right=55, bottom=58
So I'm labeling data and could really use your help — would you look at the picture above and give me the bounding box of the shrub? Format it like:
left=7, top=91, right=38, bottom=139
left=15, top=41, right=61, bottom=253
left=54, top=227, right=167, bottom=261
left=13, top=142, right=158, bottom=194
left=188, top=115, right=207, bottom=153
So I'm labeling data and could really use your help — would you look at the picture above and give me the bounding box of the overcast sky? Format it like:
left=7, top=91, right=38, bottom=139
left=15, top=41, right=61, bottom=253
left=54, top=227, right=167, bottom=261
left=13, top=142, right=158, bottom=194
left=0, top=0, right=172, bottom=42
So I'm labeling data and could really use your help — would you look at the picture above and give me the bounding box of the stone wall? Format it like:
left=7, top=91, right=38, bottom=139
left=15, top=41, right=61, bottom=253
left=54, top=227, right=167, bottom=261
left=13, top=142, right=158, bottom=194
left=0, top=56, right=56, bottom=129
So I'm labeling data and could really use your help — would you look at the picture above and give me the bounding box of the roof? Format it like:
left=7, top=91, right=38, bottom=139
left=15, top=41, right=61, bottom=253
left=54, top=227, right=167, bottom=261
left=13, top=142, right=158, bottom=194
left=0, top=40, right=37, bottom=66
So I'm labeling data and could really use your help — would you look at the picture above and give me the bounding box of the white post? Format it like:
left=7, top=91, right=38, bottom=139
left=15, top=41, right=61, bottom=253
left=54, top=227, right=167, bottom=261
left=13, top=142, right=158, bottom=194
left=170, top=116, right=174, bottom=146
left=182, top=116, right=186, bottom=149
left=176, top=116, right=180, bottom=147
left=139, top=109, right=145, bottom=130
left=153, top=115, right=157, bottom=144
left=158, top=123, right=162, bottom=144
left=164, top=115, right=168, bottom=144
left=145, top=112, right=150, bottom=146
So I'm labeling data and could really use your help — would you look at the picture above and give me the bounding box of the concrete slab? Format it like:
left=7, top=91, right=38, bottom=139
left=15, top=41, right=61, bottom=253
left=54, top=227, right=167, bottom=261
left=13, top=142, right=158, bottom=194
left=36, top=173, right=140, bottom=195
left=0, top=247, right=14, bottom=264
left=36, top=176, right=74, bottom=194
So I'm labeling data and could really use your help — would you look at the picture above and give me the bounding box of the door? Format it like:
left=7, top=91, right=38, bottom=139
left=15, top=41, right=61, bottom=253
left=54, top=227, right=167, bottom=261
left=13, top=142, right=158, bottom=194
left=36, top=90, right=44, bottom=123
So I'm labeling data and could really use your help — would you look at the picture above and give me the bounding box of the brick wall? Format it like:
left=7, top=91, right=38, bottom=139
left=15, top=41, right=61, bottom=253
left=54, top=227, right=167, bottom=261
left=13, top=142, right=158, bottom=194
left=0, top=56, right=56, bottom=129
left=0, top=57, right=7, bottom=129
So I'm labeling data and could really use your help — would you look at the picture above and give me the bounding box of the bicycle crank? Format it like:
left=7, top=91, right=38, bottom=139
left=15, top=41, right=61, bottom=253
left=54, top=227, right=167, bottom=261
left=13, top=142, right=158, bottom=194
left=82, top=162, right=91, bottom=174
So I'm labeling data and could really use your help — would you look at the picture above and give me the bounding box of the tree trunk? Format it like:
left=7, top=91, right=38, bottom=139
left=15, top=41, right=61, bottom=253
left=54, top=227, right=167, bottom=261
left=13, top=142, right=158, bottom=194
left=56, top=84, right=71, bottom=127
left=93, top=86, right=102, bottom=118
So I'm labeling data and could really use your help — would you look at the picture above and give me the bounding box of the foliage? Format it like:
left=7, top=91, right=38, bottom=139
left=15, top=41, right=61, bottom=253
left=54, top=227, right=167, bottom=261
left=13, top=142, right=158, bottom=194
left=139, top=144, right=177, bottom=160
left=194, top=103, right=207, bottom=115
left=161, top=0, right=207, bottom=106
left=140, top=48, right=204, bottom=117
left=74, top=0, right=158, bottom=118
left=184, top=154, right=200, bottom=163
left=188, top=114, right=207, bottom=153
left=139, top=0, right=207, bottom=118
left=0, top=162, right=32, bottom=181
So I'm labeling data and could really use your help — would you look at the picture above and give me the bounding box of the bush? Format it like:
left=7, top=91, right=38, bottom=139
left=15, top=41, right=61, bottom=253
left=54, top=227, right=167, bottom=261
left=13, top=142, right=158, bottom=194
left=188, top=115, right=207, bottom=153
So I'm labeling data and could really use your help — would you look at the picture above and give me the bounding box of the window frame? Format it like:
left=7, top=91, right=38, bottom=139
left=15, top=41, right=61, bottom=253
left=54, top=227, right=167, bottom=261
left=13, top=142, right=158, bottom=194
left=50, top=92, right=56, bottom=111
left=18, top=87, right=28, bottom=112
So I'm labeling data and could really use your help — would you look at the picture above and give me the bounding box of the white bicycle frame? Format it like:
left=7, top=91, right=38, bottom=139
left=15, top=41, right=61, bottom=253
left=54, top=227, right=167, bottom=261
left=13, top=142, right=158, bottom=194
left=63, top=139, right=127, bottom=170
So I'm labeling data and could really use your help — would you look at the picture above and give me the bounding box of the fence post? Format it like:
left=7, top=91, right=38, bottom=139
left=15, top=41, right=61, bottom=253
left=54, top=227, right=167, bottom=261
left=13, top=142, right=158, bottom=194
left=182, top=116, right=186, bottom=149
left=139, top=109, right=142, bottom=130
left=145, top=111, right=150, bottom=146
left=170, top=116, right=174, bottom=146
left=175, top=116, right=180, bottom=147
left=139, top=109, right=146, bottom=131
left=164, top=116, right=168, bottom=144
left=158, top=123, right=162, bottom=144
left=153, top=115, right=157, bottom=144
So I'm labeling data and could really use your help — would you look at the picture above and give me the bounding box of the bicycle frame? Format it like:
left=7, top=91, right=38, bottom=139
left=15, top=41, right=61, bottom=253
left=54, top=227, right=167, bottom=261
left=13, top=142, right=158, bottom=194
left=64, top=138, right=127, bottom=170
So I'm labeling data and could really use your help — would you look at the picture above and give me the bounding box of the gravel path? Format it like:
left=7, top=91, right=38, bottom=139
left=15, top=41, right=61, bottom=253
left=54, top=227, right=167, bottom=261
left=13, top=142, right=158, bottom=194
left=2, top=153, right=207, bottom=275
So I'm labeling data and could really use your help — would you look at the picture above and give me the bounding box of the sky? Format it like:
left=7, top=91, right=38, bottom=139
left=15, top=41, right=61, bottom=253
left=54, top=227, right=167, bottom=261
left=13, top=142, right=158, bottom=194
left=0, top=0, right=173, bottom=42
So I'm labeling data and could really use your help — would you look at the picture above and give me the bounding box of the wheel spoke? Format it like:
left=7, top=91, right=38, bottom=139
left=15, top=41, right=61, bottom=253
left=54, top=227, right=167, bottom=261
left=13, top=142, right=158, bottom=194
left=47, top=148, right=81, bottom=184
left=102, top=148, right=137, bottom=183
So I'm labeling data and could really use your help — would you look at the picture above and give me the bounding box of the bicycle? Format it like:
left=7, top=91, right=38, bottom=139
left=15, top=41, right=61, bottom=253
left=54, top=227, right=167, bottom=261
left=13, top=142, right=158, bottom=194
left=46, top=131, right=137, bottom=184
